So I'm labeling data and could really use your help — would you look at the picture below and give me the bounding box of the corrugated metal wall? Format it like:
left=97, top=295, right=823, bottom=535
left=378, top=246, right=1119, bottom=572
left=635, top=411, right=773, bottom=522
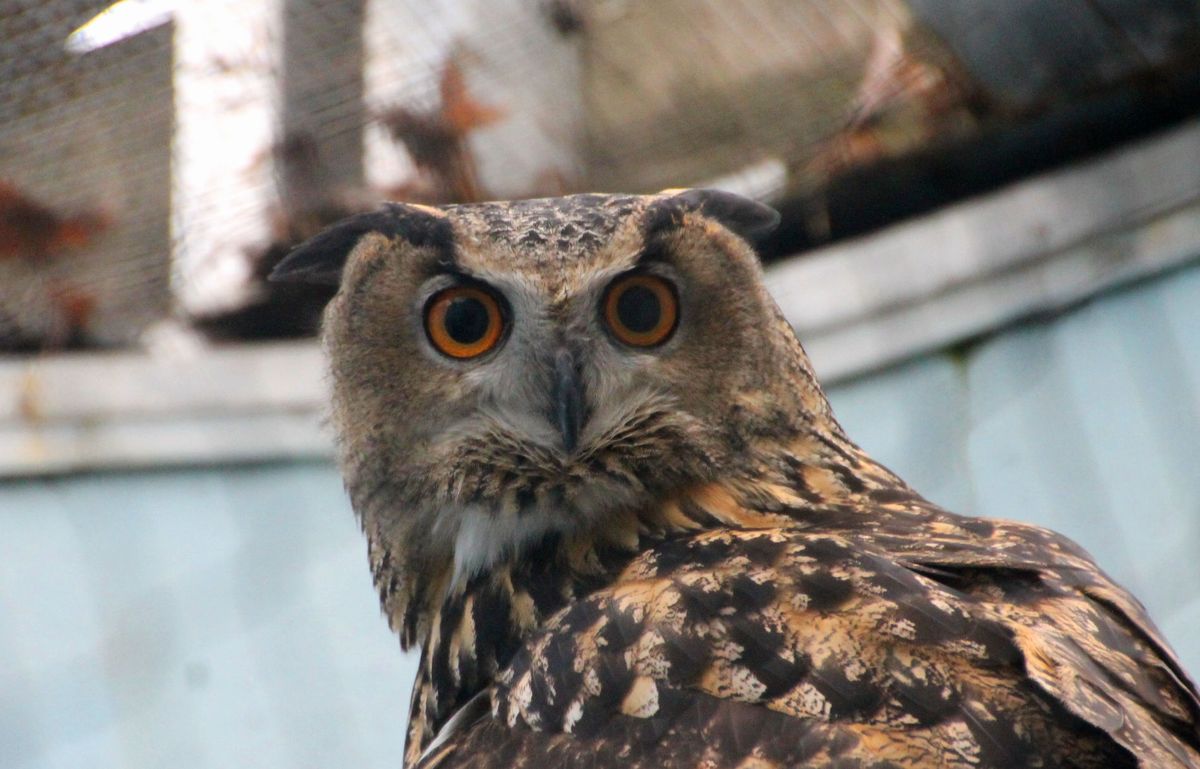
left=2, top=261, right=1197, bottom=769
left=0, top=463, right=408, bottom=769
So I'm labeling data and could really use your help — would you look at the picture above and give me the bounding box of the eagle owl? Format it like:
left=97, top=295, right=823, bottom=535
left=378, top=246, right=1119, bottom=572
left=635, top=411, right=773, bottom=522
left=272, top=190, right=1200, bottom=768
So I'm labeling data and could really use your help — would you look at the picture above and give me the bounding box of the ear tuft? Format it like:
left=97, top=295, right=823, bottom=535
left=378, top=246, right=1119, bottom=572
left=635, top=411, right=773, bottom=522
left=269, top=203, right=452, bottom=285
left=667, top=188, right=781, bottom=243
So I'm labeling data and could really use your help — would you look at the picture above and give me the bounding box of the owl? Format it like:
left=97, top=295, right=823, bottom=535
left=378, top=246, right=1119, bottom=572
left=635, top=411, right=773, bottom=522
left=271, top=190, right=1200, bottom=768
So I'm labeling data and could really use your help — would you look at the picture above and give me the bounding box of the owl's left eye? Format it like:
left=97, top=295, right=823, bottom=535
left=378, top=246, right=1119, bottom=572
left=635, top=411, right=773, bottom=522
left=602, top=273, right=679, bottom=348
left=424, top=285, right=506, bottom=359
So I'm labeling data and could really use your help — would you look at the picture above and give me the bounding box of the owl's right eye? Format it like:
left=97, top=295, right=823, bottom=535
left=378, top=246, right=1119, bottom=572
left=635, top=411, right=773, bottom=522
left=424, top=285, right=506, bottom=359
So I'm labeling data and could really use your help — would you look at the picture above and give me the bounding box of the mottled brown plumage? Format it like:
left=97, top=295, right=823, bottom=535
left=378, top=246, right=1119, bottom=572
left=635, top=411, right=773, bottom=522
left=272, top=190, right=1200, bottom=768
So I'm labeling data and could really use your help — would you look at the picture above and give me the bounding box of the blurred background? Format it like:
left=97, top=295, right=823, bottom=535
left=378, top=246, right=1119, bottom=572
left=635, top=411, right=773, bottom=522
left=2, top=1, right=1200, bottom=767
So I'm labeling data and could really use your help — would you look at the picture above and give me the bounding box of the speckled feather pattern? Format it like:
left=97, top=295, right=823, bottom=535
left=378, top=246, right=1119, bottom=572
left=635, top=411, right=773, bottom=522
left=412, top=472, right=1199, bottom=768
left=446, top=194, right=644, bottom=266
left=303, top=193, right=1200, bottom=769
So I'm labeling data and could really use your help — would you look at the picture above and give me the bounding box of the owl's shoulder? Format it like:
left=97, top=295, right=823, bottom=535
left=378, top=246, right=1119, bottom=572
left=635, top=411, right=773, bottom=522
left=421, top=519, right=1199, bottom=768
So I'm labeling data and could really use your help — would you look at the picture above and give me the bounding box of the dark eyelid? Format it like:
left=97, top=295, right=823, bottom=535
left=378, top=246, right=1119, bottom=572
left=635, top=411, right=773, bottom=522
left=422, top=265, right=487, bottom=293
left=418, top=250, right=466, bottom=282
left=634, top=239, right=671, bottom=268
left=424, top=273, right=512, bottom=321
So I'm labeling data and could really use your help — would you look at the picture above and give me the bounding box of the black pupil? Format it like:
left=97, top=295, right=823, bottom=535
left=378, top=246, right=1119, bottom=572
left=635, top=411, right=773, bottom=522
left=616, top=284, right=661, bottom=334
left=443, top=296, right=491, bottom=344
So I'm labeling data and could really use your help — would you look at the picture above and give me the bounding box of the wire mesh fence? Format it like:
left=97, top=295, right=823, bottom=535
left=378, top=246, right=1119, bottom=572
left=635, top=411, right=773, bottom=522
left=1, top=0, right=1198, bottom=350
left=2, top=1, right=171, bottom=349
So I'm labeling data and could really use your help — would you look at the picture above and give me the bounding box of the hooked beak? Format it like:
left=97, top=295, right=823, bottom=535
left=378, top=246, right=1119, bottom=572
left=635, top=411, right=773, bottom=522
left=553, top=348, right=587, bottom=454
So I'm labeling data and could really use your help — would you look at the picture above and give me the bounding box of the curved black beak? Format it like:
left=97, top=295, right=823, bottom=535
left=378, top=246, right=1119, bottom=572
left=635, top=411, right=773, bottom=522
left=553, top=349, right=587, bottom=454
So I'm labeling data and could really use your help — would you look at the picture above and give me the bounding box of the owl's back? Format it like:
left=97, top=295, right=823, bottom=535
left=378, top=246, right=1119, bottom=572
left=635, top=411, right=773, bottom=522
left=418, top=490, right=1199, bottom=769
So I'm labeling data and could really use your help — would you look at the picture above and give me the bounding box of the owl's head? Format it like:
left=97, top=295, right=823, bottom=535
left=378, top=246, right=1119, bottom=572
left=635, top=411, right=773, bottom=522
left=274, top=190, right=833, bottom=584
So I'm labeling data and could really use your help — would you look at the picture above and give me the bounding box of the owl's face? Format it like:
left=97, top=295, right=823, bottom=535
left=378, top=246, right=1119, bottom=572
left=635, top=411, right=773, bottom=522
left=275, top=191, right=812, bottom=582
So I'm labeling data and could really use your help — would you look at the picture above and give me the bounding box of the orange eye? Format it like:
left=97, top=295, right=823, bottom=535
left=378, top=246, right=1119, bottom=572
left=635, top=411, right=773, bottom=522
left=424, top=285, right=506, bottom=359
left=602, top=273, right=678, bottom=348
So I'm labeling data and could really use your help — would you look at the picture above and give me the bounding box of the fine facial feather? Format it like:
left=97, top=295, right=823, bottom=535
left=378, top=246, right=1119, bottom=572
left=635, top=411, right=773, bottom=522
left=274, top=190, right=1200, bottom=768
